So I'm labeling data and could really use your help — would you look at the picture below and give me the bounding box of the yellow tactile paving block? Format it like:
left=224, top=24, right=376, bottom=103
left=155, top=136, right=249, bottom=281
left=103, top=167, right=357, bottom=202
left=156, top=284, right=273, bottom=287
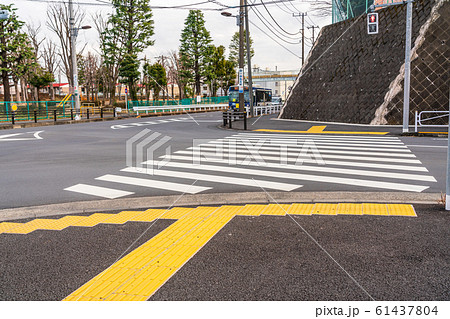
left=162, top=207, right=195, bottom=219
left=387, top=204, right=417, bottom=217
left=0, top=222, right=23, bottom=234
left=101, top=211, right=143, bottom=224
left=128, top=209, right=167, bottom=222
left=43, top=216, right=87, bottom=230
left=182, top=206, right=219, bottom=218
left=65, top=208, right=235, bottom=301
left=72, top=213, right=115, bottom=227
left=312, top=203, right=338, bottom=215
left=288, top=203, right=314, bottom=215
left=262, top=204, right=289, bottom=216
left=363, top=203, right=388, bottom=216
left=236, top=204, right=268, bottom=216
left=337, top=204, right=363, bottom=215
left=2, top=218, right=59, bottom=234
left=307, top=125, right=326, bottom=133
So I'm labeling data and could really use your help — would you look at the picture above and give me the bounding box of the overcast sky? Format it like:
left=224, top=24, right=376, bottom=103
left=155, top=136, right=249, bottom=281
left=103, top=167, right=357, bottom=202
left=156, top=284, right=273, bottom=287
left=10, top=0, right=331, bottom=75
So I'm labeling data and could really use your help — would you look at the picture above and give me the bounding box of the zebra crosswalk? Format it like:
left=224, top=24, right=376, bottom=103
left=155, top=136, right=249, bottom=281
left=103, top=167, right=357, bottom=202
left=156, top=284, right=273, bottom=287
left=64, top=132, right=437, bottom=199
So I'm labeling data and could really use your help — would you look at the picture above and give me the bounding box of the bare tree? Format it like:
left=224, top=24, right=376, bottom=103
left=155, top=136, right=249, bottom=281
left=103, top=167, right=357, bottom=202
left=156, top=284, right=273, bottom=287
left=42, top=40, right=59, bottom=100
left=25, top=22, right=44, bottom=100
left=78, top=51, right=99, bottom=102
left=309, top=0, right=332, bottom=17
left=47, top=3, right=86, bottom=88
left=92, top=11, right=122, bottom=105
left=167, top=50, right=184, bottom=100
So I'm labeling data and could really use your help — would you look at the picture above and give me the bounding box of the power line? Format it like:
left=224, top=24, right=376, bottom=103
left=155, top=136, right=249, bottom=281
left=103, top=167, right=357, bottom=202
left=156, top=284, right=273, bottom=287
left=259, top=0, right=301, bottom=35
left=250, top=1, right=302, bottom=43
left=248, top=19, right=301, bottom=59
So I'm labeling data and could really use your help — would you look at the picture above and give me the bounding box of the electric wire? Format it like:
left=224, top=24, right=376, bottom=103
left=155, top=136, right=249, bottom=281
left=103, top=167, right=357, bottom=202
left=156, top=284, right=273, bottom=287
left=259, top=0, right=301, bottom=35
left=248, top=19, right=302, bottom=59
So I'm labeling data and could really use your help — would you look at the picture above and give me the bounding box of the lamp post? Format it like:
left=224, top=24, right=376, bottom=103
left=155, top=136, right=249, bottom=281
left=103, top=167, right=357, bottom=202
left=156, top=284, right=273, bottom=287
left=221, top=0, right=253, bottom=116
left=69, top=0, right=91, bottom=120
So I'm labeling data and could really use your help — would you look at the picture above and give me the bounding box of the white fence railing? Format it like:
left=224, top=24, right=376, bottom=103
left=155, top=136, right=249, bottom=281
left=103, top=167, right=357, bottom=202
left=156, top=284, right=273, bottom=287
left=247, top=104, right=282, bottom=117
left=132, top=104, right=227, bottom=115
left=414, top=110, right=449, bottom=132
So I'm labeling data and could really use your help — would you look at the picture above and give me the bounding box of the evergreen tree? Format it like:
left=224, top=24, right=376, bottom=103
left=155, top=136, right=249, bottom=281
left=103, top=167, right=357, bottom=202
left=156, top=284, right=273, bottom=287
left=118, top=53, right=140, bottom=96
left=179, top=10, right=212, bottom=96
left=0, top=4, right=35, bottom=101
left=29, top=67, right=55, bottom=101
left=204, top=45, right=226, bottom=97
left=143, top=62, right=167, bottom=101
left=221, top=60, right=237, bottom=95
left=228, top=30, right=254, bottom=68
left=105, top=0, right=155, bottom=100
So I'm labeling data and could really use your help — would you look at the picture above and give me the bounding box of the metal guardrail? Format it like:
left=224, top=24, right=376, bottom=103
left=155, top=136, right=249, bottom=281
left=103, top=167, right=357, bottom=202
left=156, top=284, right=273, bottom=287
left=132, top=104, right=227, bottom=115
left=414, top=110, right=449, bottom=132
left=248, top=104, right=282, bottom=117
left=223, top=111, right=247, bottom=130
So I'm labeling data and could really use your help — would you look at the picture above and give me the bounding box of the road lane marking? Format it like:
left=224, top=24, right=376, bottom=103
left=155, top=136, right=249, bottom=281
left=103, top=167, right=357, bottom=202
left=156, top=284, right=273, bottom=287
left=121, top=167, right=302, bottom=192
left=64, top=184, right=134, bottom=199
left=176, top=149, right=422, bottom=164
left=165, top=153, right=426, bottom=172
left=237, top=133, right=398, bottom=140
left=164, top=155, right=436, bottom=182
left=0, top=130, right=44, bottom=141
left=254, top=127, right=389, bottom=135
left=221, top=138, right=408, bottom=148
left=141, top=160, right=429, bottom=192
left=96, top=174, right=211, bottom=194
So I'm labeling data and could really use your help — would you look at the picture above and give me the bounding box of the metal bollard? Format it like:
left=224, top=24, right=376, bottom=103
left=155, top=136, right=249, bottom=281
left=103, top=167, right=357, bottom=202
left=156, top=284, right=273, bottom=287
left=100, top=108, right=103, bottom=118
left=11, top=112, right=15, bottom=125
left=228, top=112, right=232, bottom=129
left=243, top=112, right=247, bottom=130
left=34, top=110, right=37, bottom=123
left=54, top=109, right=57, bottom=121
left=70, top=109, right=74, bottom=120
left=113, top=108, right=116, bottom=117
left=87, top=109, right=90, bottom=119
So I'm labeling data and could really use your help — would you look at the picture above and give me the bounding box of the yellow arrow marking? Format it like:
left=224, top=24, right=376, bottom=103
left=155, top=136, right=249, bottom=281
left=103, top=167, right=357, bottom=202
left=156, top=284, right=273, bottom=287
left=0, top=203, right=416, bottom=301
left=254, top=126, right=389, bottom=135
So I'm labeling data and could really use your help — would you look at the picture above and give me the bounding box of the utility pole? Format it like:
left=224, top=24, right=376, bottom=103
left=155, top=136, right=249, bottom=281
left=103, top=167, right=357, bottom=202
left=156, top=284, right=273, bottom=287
left=403, top=0, right=413, bottom=133
left=244, top=0, right=253, bottom=117
left=238, top=0, right=245, bottom=113
left=293, top=12, right=307, bottom=65
left=69, top=0, right=80, bottom=120
left=307, top=25, right=320, bottom=44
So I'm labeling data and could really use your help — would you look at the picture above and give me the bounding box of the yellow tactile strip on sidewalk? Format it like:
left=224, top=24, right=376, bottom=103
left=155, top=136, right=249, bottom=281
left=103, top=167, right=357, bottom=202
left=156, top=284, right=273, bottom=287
left=0, top=203, right=417, bottom=301
left=0, top=203, right=417, bottom=235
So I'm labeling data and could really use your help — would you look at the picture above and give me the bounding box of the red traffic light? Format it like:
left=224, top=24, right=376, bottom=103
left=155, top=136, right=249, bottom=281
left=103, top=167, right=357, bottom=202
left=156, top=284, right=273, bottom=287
left=369, top=14, right=377, bottom=23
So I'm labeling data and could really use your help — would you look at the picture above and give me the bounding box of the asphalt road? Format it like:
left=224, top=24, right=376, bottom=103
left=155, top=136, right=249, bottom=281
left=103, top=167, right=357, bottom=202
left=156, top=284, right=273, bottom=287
left=0, top=112, right=448, bottom=210
left=0, top=205, right=448, bottom=301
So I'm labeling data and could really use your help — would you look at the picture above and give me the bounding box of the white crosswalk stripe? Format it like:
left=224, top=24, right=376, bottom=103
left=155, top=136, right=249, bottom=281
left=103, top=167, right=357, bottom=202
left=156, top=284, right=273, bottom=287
left=64, top=132, right=436, bottom=199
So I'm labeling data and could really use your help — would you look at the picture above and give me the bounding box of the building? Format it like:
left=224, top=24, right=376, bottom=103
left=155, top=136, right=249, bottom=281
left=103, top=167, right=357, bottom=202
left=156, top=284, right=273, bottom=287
left=333, top=0, right=373, bottom=23
left=246, top=67, right=299, bottom=100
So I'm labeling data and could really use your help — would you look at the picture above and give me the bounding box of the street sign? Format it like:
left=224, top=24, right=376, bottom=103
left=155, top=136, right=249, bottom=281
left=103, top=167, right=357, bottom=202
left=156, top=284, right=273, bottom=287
left=238, top=68, right=244, bottom=93
left=11, top=104, right=18, bottom=112
left=368, top=13, right=379, bottom=35
left=125, top=87, right=128, bottom=94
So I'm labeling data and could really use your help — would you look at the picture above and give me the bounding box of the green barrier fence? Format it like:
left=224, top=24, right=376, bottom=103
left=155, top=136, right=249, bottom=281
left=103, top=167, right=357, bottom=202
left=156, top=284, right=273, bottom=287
left=0, top=100, right=74, bottom=122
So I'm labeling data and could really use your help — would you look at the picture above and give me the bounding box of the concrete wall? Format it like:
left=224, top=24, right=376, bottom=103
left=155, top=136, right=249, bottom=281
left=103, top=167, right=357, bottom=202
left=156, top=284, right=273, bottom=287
left=280, top=0, right=449, bottom=125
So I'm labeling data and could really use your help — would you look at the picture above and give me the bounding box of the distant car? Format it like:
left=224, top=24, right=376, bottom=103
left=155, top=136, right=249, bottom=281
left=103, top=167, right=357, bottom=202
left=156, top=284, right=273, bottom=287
left=271, top=96, right=283, bottom=105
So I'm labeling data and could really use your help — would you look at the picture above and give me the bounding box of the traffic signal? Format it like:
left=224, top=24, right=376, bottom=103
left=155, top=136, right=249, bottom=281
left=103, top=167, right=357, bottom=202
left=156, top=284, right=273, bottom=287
left=367, top=13, right=379, bottom=35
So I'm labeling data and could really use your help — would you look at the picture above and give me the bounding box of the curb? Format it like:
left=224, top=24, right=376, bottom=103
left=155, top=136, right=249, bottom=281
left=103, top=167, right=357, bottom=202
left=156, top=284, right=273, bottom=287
left=0, top=191, right=442, bottom=222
